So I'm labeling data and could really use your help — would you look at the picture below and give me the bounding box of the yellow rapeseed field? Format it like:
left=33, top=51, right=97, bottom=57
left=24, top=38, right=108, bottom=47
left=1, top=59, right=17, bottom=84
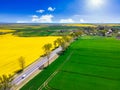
left=0, top=34, right=59, bottom=75
left=0, top=29, right=15, bottom=33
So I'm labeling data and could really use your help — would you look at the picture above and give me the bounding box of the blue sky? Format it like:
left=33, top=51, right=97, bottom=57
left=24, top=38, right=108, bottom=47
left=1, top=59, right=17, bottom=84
left=0, top=0, right=120, bottom=23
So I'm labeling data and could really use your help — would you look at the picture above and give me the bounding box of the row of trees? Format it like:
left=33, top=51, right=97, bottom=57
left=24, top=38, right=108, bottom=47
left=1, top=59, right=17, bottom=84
left=42, top=41, right=62, bottom=66
left=42, top=35, right=72, bottom=66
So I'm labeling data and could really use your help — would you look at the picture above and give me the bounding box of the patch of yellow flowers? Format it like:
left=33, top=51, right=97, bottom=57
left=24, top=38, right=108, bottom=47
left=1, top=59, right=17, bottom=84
left=0, top=34, right=59, bottom=75
left=0, top=29, right=15, bottom=33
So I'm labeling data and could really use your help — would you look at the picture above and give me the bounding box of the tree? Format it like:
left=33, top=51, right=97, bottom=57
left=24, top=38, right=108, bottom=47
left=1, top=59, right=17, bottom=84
left=55, top=38, right=65, bottom=50
left=70, top=32, right=76, bottom=39
left=62, top=36, right=71, bottom=43
left=0, top=74, right=14, bottom=90
left=18, top=56, right=25, bottom=71
left=42, top=43, right=52, bottom=66
left=53, top=40, right=58, bottom=48
left=70, top=30, right=83, bottom=39
left=55, top=38, right=63, bottom=46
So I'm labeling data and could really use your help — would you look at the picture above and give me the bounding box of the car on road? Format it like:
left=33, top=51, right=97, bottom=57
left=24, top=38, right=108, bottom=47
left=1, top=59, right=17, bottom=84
left=22, top=74, right=26, bottom=79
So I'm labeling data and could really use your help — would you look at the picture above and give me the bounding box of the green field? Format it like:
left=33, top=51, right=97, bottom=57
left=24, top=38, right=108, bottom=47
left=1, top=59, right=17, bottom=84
left=21, top=36, right=120, bottom=90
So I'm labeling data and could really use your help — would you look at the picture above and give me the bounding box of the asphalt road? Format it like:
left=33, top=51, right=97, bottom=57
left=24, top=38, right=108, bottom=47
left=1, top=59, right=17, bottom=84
left=12, top=47, right=62, bottom=86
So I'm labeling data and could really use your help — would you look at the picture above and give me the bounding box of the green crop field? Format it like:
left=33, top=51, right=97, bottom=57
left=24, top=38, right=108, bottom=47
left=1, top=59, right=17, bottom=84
left=21, top=36, right=120, bottom=90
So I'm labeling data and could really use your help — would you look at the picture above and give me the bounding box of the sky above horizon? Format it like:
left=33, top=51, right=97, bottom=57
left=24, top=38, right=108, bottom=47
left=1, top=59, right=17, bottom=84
left=0, top=0, right=120, bottom=23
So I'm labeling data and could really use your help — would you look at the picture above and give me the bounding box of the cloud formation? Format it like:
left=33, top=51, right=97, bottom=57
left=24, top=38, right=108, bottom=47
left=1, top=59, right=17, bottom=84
left=48, top=7, right=56, bottom=11
left=59, top=18, right=74, bottom=23
left=80, top=19, right=85, bottom=23
left=32, top=14, right=54, bottom=23
left=32, top=15, right=38, bottom=18
left=36, top=9, right=45, bottom=13
left=16, top=20, right=29, bottom=23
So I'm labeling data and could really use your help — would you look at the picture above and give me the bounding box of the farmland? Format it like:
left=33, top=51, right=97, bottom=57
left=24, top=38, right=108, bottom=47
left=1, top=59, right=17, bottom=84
left=1, top=24, right=120, bottom=90
left=0, top=33, right=59, bottom=75
left=1, top=0, right=120, bottom=89
left=0, top=24, right=95, bottom=37
left=21, top=36, right=120, bottom=90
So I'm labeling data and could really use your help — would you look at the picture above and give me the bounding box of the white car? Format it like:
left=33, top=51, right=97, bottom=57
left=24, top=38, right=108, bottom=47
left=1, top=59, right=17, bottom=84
left=22, top=74, right=26, bottom=79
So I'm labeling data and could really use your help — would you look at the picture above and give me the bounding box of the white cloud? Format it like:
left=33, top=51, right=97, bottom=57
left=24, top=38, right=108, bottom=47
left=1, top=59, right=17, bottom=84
left=16, top=15, right=54, bottom=23
left=32, top=15, right=38, bottom=18
left=36, top=9, right=45, bottom=13
left=59, top=18, right=74, bottom=23
left=32, top=14, right=54, bottom=23
left=16, top=20, right=29, bottom=23
left=48, top=7, right=56, bottom=11
left=80, top=19, right=85, bottom=23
